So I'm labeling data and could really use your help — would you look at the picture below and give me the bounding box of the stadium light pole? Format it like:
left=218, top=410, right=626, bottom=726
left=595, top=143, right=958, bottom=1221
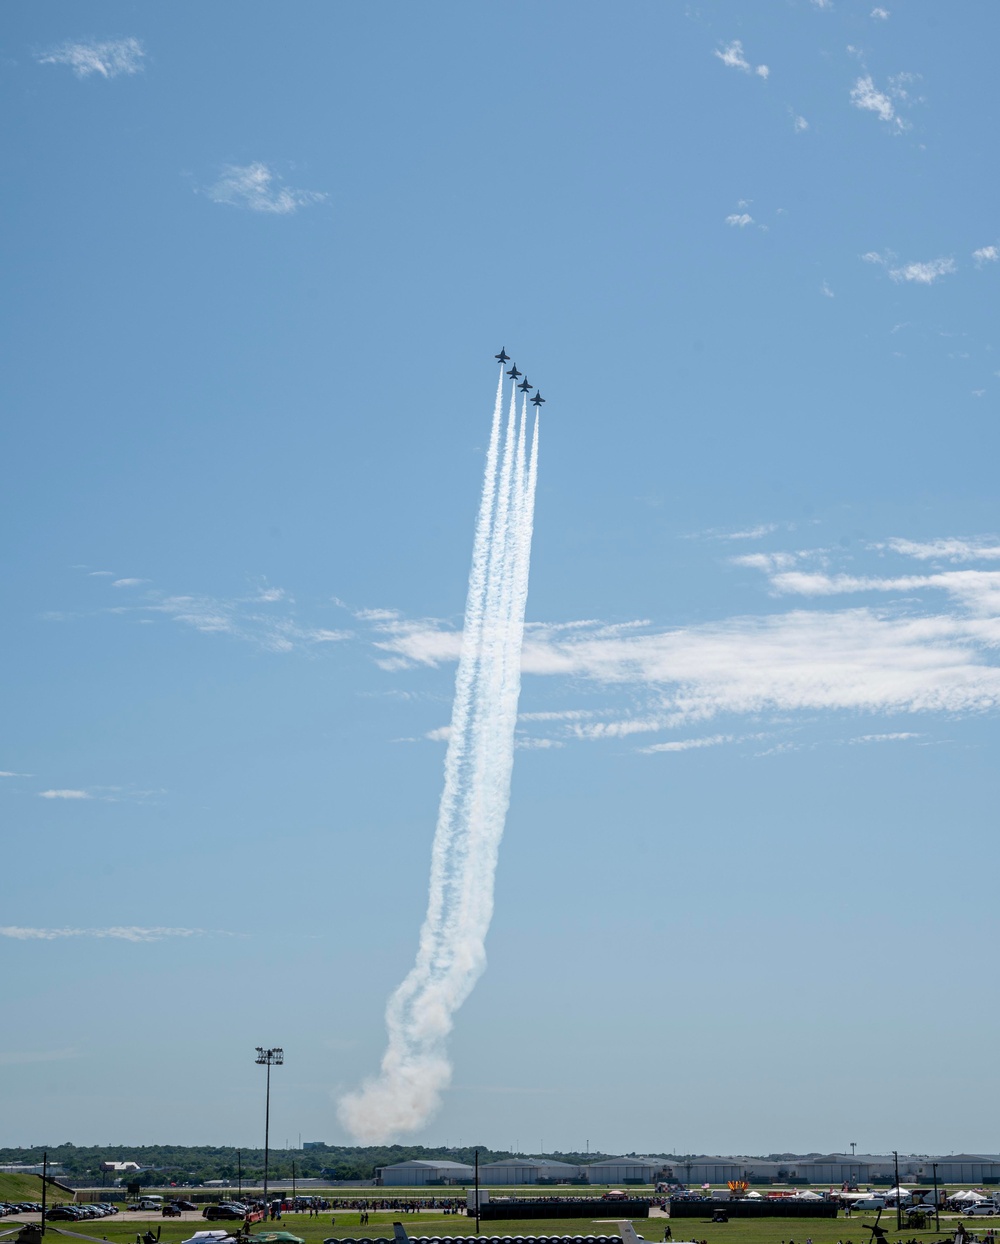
left=255, top=1047, right=284, bottom=1219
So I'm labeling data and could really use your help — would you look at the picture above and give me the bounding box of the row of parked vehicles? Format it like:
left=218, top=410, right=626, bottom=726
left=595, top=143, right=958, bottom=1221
left=44, top=1204, right=120, bottom=1222
left=0, top=1204, right=43, bottom=1217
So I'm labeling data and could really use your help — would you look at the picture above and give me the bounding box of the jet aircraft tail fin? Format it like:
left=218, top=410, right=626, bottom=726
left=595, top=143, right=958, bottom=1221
left=618, top=1222, right=645, bottom=1244
left=393, top=1224, right=410, bottom=1244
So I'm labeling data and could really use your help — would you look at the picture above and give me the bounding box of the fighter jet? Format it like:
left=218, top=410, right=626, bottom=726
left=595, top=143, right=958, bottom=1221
left=517, top=376, right=531, bottom=393
left=506, top=363, right=522, bottom=381
left=531, top=390, right=545, bottom=406
left=494, top=347, right=510, bottom=364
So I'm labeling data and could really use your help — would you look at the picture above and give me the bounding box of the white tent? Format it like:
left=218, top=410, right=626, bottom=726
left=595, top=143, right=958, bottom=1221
left=952, top=1192, right=987, bottom=1203
left=884, top=1188, right=912, bottom=1199
left=745, top=1192, right=763, bottom=1200
left=793, top=1191, right=824, bottom=1201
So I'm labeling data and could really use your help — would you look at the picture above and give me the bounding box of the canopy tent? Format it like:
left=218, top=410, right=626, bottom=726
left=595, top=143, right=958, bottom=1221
left=793, top=1192, right=824, bottom=1201
left=952, top=1192, right=987, bottom=1203
left=745, top=1192, right=763, bottom=1200
left=884, top=1188, right=913, bottom=1198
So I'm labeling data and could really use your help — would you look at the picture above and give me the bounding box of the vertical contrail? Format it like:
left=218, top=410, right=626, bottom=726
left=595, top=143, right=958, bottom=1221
left=338, top=365, right=541, bottom=1142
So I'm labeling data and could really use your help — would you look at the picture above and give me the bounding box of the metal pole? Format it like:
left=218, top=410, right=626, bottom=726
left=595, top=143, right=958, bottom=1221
left=238, top=1150, right=242, bottom=1201
left=264, top=1059, right=271, bottom=1219
left=292, top=1160, right=296, bottom=1206
left=475, top=1150, right=480, bottom=1234
left=933, top=1163, right=940, bottom=1233
left=894, top=1151, right=901, bottom=1233
left=41, top=1150, right=47, bottom=1235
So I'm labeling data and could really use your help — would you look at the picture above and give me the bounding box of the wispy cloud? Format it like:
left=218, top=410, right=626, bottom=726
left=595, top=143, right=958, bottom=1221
left=112, top=578, right=148, bottom=588
left=714, top=40, right=769, bottom=79
left=871, top=6, right=890, bottom=17
left=889, top=257, right=955, bottom=285
left=205, top=163, right=326, bottom=215
left=641, top=734, right=733, bottom=754
left=0, top=771, right=30, bottom=778
left=849, top=731, right=918, bottom=743
left=726, top=213, right=754, bottom=228
left=0, top=926, right=216, bottom=942
left=38, top=789, right=90, bottom=800
left=37, top=37, right=145, bottom=79
left=973, top=245, right=999, bottom=267
left=821, top=281, right=835, bottom=297
left=878, top=536, right=1000, bottom=563
left=794, top=115, right=809, bottom=132
left=850, top=75, right=904, bottom=129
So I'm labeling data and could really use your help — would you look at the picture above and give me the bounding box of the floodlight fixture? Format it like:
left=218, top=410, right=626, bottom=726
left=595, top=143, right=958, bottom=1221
left=255, top=1045, right=284, bottom=1219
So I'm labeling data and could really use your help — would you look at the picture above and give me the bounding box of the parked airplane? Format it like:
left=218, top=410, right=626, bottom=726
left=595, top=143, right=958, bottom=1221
left=495, top=347, right=510, bottom=363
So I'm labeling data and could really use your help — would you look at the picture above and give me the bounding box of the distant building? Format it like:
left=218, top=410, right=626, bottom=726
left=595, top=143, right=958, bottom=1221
left=378, top=1160, right=475, bottom=1186
left=585, top=1158, right=665, bottom=1184
left=302, top=1143, right=326, bottom=1151
left=100, top=1162, right=142, bottom=1174
left=479, top=1158, right=582, bottom=1185
left=0, top=1165, right=64, bottom=1176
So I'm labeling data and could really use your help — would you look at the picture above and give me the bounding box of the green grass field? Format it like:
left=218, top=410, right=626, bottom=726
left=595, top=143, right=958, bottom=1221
left=19, top=1210, right=971, bottom=1244
left=0, top=1175, right=56, bottom=1204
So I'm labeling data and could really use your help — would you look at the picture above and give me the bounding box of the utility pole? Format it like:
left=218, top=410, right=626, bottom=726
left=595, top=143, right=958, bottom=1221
left=292, top=1161, right=296, bottom=1205
left=851, top=1142, right=857, bottom=1157
left=41, top=1151, right=48, bottom=1235
left=238, top=1150, right=242, bottom=1201
left=894, top=1151, right=901, bottom=1233
left=932, top=1163, right=940, bottom=1233
left=474, top=1150, right=480, bottom=1234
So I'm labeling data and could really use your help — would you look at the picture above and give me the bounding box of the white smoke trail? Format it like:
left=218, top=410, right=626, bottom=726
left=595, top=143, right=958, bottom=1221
left=338, top=369, right=540, bottom=1142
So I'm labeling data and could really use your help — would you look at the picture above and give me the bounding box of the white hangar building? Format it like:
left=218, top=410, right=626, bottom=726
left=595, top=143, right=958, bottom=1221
left=378, top=1160, right=475, bottom=1186
left=480, top=1158, right=582, bottom=1184
left=585, top=1157, right=664, bottom=1184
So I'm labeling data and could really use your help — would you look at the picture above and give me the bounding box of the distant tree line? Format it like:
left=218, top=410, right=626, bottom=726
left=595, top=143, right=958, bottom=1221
left=0, top=1145, right=686, bottom=1185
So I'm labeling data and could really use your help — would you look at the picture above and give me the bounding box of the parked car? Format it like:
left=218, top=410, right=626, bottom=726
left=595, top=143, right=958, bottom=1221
left=966, top=1205, right=997, bottom=1216
left=46, top=1209, right=82, bottom=1222
left=203, top=1206, right=243, bottom=1222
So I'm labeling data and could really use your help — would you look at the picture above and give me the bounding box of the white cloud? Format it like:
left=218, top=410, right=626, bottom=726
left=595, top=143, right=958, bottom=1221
left=112, top=577, right=148, bottom=588
left=0, top=771, right=30, bottom=778
left=812, top=0, right=833, bottom=8
left=714, top=40, right=769, bottom=79
left=38, top=789, right=90, bottom=800
left=205, top=162, right=326, bottom=215
left=425, top=725, right=452, bottom=742
left=889, top=257, right=956, bottom=285
left=726, top=214, right=754, bottom=228
left=37, top=37, right=145, bottom=79
left=641, top=734, right=733, bottom=754
left=794, top=115, right=809, bottom=132
left=973, top=245, right=999, bottom=266
left=88, top=570, right=115, bottom=577
left=715, top=40, right=751, bottom=71
left=880, top=537, right=1000, bottom=562
left=871, top=6, right=890, bottom=18
left=862, top=250, right=889, bottom=266
left=850, top=75, right=904, bottom=128
left=723, top=524, right=778, bottom=540
left=849, top=732, right=918, bottom=743
left=821, top=281, right=835, bottom=297
left=0, top=926, right=211, bottom=942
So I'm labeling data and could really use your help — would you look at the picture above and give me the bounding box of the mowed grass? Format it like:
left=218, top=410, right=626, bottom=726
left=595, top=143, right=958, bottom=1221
left=0, top=1174, right=52, bottom=1203
left=31, top=1212, right=969, bottom=1244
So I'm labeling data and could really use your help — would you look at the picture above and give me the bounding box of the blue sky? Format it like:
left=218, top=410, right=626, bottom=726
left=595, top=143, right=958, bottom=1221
left=4, top=0, right=1000, bottom=1155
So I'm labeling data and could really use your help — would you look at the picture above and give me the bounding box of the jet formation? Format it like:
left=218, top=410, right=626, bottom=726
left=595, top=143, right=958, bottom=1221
left=494, top=347, right=546, bottom=409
